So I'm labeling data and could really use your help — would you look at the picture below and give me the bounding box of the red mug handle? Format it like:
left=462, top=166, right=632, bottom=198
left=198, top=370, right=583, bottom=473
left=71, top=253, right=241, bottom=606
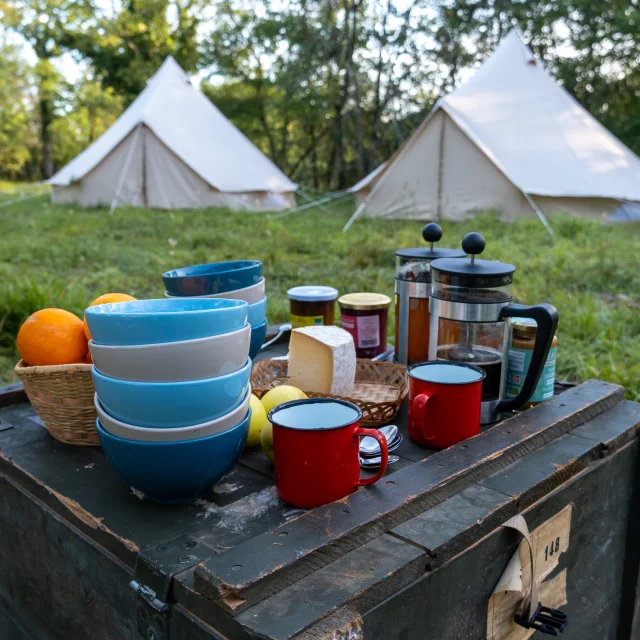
left=355, top=427, right=388, bottom=487
left=411, top=392, right=435, bottom=442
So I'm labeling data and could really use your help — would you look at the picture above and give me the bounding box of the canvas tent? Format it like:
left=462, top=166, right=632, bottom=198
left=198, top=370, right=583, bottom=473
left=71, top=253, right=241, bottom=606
left=49, top=57, right=297, bottom=211
left=347, top=31, right=640, bottom=227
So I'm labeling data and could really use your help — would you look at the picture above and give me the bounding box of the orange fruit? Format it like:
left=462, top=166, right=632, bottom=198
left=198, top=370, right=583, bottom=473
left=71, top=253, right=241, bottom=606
left=83, top=292, right=137, bottom=341
left=83, top=350, right=93, bottom=364
left=17, top=309, right=88, bottom=366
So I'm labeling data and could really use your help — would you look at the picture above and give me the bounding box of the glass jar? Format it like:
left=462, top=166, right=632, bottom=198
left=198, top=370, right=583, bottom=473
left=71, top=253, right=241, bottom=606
left=338, top=293, right=391, bottom=359
left=287, top=286, right=338, bottom=328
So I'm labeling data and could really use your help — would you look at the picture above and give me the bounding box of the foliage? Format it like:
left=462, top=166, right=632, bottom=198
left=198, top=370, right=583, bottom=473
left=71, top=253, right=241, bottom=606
left=0, top=195, right=638, bottom=401
left=0, top=39, right=34, bottom=177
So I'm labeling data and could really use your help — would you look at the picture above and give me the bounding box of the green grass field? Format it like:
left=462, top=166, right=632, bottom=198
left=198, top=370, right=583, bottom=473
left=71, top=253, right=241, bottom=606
left=1, top=192, right=639, bottom=400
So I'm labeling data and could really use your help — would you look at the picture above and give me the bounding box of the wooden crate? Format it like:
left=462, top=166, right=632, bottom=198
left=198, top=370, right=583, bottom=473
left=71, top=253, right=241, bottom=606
left=0, top=346, right=639, bottom=640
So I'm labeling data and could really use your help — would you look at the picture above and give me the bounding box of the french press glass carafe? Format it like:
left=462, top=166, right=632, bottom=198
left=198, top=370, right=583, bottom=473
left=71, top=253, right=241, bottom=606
left=394, top=223, right=465, bottom=365
left=428, top=232, right=559, bottom=424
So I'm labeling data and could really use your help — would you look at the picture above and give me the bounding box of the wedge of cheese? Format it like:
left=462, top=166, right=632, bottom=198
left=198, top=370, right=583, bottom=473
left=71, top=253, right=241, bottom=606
left=288, top=326, right=356, bottom=395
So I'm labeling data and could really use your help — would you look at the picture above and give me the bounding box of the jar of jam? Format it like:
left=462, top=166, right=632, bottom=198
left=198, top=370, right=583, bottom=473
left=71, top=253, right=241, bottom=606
left=506, top=318, right=558, bottom=407
left=288, top=286, right=338, bottom=328
left=338, top=293, right=391, bottom=359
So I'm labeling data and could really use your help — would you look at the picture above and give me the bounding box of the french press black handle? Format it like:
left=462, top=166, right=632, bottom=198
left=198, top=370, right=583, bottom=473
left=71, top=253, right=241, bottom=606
left=497, top=303, right=559, bottom=413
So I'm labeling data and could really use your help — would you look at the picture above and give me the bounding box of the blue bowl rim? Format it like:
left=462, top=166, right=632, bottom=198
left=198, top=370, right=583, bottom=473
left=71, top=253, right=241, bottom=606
left=86, top=298, right=248, bottom=317
left=162, top=260, right=262, bottom=280
left=92, top=357, right=252, bottom=388
left=251, top=318, right=268, bottom=329
left=96, top=408, right=251, bottom=446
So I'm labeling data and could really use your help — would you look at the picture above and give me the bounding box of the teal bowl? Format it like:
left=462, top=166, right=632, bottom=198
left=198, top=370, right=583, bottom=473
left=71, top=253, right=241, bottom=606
left=85, top=298, right=248, bottom=346
left=163, top=260, right=262, bottom=296
left=92, top=359, right=251, bottom=428
left=249, top=319, right=268, bottom=360
left=97, top=410, right=250, bottom=503
left=248, top=296, right=267, bottom=326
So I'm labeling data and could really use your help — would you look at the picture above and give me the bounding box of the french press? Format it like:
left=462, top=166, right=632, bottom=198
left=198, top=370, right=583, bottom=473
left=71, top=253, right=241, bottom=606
left=394, top=223, right=465, bottom=365
left=428, top=232, right=558, bottom=424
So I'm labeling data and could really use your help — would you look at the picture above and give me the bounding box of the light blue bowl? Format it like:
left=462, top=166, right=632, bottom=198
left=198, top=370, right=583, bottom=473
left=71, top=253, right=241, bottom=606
left=248, top=296, right=267, bottom=326
left=92, top=359, right=251, bottom=428
left=85, top=298, right=248, bottom=346
left=162, top=260, right=262, bottom=296
left=97, top=410, right=250, bottom=503
left=249, top=319, right=268, bottom=360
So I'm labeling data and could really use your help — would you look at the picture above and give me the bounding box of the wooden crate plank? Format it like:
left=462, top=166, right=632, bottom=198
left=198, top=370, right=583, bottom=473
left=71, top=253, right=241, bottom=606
left=361, top=441, right=638, bottom=640
left=236, top=534, right=425, bottom=640
left=0, top=408, right=282, bottom=565
left=478, top=432, right=601, bottom=508
left=0, top=382, right=27, bottom=409
left=195, top=380, right=624, bottom=614
left=391, top=484, right=515, bottom=559
left=570, top=399, right=640, bottom=451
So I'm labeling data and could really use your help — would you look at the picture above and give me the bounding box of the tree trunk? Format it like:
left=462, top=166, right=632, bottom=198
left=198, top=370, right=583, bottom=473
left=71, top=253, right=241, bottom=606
left=39, top=96, right=54, bottom=179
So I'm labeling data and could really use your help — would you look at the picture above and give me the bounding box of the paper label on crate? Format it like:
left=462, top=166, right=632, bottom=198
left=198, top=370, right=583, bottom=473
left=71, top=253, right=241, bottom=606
left=487, top=504, right=572, bottom=640
left=341, top=314, right=380, bottom=349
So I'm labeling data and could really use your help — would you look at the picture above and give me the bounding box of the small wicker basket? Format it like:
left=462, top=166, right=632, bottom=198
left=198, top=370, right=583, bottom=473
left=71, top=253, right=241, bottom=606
left=14, top=360, right=99, bottom=446
left=251, top=358, right=408, bottom=427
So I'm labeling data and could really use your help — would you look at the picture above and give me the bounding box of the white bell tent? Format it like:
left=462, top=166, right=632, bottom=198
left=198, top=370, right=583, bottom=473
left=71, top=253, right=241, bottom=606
left=346, top=31, right=640, bottom=229
left=49, top=57, right=297, bottom=211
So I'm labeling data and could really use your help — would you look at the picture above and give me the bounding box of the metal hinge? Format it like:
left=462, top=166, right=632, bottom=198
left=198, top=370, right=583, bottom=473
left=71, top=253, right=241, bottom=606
left=130, top=534, right=216, bottom=640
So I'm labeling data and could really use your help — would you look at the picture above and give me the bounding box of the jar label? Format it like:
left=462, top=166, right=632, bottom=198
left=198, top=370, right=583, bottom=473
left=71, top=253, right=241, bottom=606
left=506, top=346, right=557, bottom=402
left=291, top=313, right=325, bottom=328
left=341, top=314, right=380, bottom=348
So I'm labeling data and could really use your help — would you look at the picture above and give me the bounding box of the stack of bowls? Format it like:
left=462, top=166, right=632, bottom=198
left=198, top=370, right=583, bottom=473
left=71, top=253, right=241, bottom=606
left=162, top=260, right=267, bottom=359
left=85, top=298, right=252, bottom=503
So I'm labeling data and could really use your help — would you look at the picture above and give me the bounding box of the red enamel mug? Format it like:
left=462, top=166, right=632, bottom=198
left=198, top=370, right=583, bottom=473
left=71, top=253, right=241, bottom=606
left=408, top=361, right=485, bottom=449
left=268, top=398, right=389, bottom=509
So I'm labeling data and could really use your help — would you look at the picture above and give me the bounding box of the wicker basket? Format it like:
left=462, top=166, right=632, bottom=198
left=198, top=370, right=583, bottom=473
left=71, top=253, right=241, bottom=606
left=14, top=360, right=99, bottom=446
left=251, top=358, right=408, bottom=427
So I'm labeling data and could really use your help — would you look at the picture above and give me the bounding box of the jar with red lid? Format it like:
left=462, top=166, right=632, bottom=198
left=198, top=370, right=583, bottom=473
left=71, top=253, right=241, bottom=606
left=338, top=293, right=391, bottom=359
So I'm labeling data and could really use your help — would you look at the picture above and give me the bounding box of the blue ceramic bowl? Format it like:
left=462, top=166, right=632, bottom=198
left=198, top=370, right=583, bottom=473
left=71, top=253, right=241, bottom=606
left=162, top=260, right=262, bottom=297
left=85, top=298, right=249, bottom=346
left=249, top=319, right=268, bottom=360
left=247, top=296, right=267, bottom=326
left=97, top=410, right=250, bottom=503
left=92, top=359, right=251, bottom=428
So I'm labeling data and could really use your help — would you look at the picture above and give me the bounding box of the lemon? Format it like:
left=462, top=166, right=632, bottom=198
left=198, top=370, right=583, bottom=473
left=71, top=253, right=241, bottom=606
left=246, top=394, right=268, bottom=448
left=261, top=421, right=274, bottom=461
left=260, top=385, right=307, bottom=416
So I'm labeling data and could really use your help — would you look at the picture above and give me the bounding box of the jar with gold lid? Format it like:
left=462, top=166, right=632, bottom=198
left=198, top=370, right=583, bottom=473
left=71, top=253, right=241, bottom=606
left=338, top=293, right=392, bottom=359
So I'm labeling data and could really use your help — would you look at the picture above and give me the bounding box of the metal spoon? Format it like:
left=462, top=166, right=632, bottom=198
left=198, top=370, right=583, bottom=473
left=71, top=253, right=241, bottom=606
left=359, top=425, right=398, bottom=455
left=360, top=454, right=400, bottom=469
left=260, top=323, right=293, bottom=351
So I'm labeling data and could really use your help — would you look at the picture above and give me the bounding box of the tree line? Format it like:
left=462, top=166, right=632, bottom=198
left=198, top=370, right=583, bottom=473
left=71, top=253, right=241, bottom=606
left=1, top=0, right=639, bottom=191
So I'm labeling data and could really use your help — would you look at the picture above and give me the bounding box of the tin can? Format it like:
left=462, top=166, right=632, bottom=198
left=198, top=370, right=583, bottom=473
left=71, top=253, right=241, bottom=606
left=506, top=318, right=558, bottom=406
left=338, top=293, right=391, bottom=359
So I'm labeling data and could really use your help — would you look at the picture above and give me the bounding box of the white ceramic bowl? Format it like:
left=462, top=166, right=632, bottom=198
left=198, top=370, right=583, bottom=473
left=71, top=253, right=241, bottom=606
left=89, top=324, right=251, bottom=382
left=94, top=390, right=252, bottom=442
left=165, top=278, right=266, bottom=305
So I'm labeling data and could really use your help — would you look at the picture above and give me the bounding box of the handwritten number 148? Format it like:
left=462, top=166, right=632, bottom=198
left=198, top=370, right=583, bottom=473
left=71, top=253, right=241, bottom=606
left=544, top=537, right=561, bottom=561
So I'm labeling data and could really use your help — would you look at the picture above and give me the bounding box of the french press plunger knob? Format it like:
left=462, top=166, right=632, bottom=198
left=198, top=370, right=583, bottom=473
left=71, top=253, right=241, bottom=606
left=422, top=223, right=443, bottom=251
left=462, top=232, right=486, bottom=264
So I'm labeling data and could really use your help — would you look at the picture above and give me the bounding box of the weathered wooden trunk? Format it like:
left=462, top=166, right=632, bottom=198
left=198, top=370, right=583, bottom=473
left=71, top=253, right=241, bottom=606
left=1, top=352, right=639, bottom=639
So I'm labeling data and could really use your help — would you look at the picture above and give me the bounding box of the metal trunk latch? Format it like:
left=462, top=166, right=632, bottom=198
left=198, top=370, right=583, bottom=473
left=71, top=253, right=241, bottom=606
left=130, top=534, right=215, bottom=640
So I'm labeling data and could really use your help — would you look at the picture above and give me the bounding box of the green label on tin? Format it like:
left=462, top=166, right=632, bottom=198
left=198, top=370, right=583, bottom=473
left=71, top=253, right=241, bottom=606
left=506, top=346, right=557, bottom=403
